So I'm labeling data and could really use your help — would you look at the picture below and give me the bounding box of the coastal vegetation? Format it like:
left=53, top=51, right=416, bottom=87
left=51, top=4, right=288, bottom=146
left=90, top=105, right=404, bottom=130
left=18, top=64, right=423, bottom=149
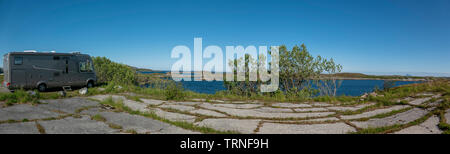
left=223, top=44, right=344, bottom=100
left=0, top=45, right=448, bottom=105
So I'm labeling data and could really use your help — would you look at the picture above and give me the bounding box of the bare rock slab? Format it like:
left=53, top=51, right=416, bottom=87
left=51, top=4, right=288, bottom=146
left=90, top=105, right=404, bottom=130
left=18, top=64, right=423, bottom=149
left=258, top=122, right=356, bottom=134
left=393, top=115, right=442, bottom=134
left=310, top=102, right=333, bottom=107
left=149, top=108, right=196, bottom=123
left=294, top=108, right=329, bottom=112
left=271, top=103, right=312, bottom=108
left=38, top=97, right=99, bottom=114
left=189, top=109, right=227, bottom=117
left=326, top=103, right=374, bottom=112
left=409, top=97, right=432, bottom=105
left=351, top=108, right=428, bottom=129
left=89, top=94, right=125, bottom=101
left=215, top=103, right=262, bottom=109
left=0, top=122, right=40, bottom=134
left=159, top=104, right=196, bottom=112
left=141, top=99, right=165, bottom=106
left=172, top=101, right=203, bottom=106
left=254, top=107, right=294, bottom=113
left=123, top=100, right=150, bottom=112
left=195, top=119, right=260, bottom=134
left=200, top=103, right=334, bottom=119
left=38, top=116, right=118, bottom=134
left=98, top=112, right=198, bottom=134
left=340, top=105, right=410, bottom=120
left=0, top=104, right=61, bottom=121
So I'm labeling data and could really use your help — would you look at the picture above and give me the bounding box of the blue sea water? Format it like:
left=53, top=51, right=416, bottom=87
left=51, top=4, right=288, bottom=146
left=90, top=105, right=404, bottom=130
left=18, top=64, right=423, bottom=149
left=177, top=80, right=421, bottom=96
left=140, top=72, right=422, bottom=96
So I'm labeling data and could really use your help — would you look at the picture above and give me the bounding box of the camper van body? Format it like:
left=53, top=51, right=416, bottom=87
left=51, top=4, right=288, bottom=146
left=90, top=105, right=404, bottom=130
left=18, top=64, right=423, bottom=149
left=3, top=52, right=96, bottom=91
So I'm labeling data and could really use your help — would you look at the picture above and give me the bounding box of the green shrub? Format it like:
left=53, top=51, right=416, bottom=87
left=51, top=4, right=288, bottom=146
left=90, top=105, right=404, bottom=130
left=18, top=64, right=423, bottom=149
left=92, top=56, right=137, bottom=85
left=164, top=82, right=185, bottom=100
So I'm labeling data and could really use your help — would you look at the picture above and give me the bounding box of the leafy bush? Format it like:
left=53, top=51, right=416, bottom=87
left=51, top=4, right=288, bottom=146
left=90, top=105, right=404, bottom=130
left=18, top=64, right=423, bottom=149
left=92, top=56, right=137, bottom=85
left=164, top=82, right=185, bottom=100
left=224, top=44, right=343, bottom=99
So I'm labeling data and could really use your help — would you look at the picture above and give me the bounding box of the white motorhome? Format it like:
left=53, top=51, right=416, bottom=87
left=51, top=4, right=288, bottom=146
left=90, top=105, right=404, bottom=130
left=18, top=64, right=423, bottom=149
left=3, top=51, right=97, bottom=91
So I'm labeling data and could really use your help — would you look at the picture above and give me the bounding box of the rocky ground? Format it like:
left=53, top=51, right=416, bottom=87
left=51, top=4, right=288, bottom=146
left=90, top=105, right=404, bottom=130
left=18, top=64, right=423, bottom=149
left=0, top=92, right=448, bottom=134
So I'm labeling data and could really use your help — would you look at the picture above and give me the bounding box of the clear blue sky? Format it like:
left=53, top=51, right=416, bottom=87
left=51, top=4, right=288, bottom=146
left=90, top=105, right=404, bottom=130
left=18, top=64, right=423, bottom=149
left=1, top=0, right=449, bottom=76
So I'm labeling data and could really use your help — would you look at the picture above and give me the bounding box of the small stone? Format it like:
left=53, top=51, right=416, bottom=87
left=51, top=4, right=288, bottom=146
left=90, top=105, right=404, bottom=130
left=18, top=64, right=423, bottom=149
left=79, top=87, right=88, bottom=95
left=27, top=91, right=37, bottom=96
left=58, top=91, right=66, bottom=97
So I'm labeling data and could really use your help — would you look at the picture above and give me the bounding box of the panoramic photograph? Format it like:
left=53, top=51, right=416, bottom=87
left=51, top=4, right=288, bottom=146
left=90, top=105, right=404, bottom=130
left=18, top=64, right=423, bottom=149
left=0, top=0, right=449, bottom=152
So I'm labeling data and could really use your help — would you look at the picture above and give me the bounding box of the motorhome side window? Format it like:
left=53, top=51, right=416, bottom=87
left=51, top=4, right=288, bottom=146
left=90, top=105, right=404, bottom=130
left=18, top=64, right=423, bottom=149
left=79, top=59, right=93, bottom=72
left=14, top=57, right=23, bottom=65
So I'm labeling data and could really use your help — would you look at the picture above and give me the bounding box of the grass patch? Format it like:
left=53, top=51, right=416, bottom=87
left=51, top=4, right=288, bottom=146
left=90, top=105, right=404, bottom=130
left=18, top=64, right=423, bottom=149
left=124, top=129, right=138, bottom=134
left=35, top=122, right=46, bottom=134
left=107, top=123, right=123, bottom=129
left=91, top=114, right=107, bottom=122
